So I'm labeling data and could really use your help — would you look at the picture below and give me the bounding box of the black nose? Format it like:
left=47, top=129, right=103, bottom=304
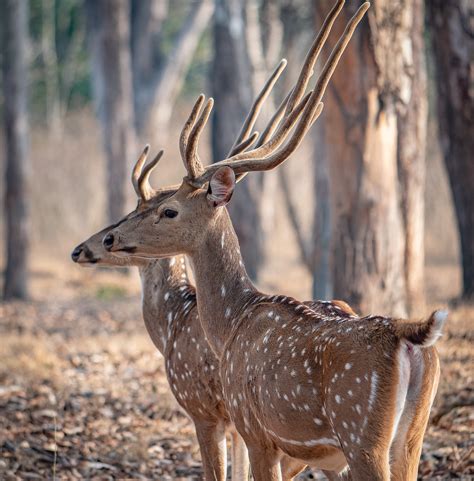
left=103, top=233, right=114, bottom=250
left=71, top=245, right=83, bottom=262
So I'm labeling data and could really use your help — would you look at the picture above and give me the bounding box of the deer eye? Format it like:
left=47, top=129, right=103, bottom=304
left=163, top=209, right=178, bottom=219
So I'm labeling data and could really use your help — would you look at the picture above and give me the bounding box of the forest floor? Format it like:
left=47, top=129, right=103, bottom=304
left=0, top=262, right=472, bottom=480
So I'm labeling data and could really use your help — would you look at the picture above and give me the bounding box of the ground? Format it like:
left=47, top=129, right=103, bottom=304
left=0, top=260, right=472, bottom=481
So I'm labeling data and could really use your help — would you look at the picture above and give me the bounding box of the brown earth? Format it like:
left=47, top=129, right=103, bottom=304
left=0, top=260, right=472, bottom=481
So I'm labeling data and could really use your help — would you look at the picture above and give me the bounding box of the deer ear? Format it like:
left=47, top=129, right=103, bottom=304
left=207, top=167, right=235, bottom=207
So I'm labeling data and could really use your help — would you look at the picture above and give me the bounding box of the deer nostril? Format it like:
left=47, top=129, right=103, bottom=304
left=71, top=246, right=82, bottom=262
left=103, top=233, right=115, bottom=250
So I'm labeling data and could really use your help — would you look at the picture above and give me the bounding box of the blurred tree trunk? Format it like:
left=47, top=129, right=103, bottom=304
left=41, top=0, right=62, bottom=137
left=310, top=4, right=333, bottom=301
left=211, top=0, right=263, bottom=280
left=2, top=0, right=30, bottom=300
left=85, top=1, right=105, bottom=125
left=85, top=0, right=136, bottom=221
left=320, top=1, right=427, bottom=316
left=131, top=0, right=214, bottom=139
left=311, top=123, right=333, bottom=301
left=427, top=1, right=474, bottom=299
left=396, top=0, right=427, bottom=314
left=131, top=0, right=168, bottom=99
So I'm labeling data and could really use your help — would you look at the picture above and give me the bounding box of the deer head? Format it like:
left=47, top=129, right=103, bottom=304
left=103, top=2, right=370, bottom=258
left=71, top=146, right=178, bottom=265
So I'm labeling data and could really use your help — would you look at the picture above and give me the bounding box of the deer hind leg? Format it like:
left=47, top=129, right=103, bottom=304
left=327, top=367, right=396, bottom=480
left=248, top=445, right=282, bottom=481
left=343, top=449, right=390, bottom=481
left=193, top=418, right=227, bottom=481
left=390, top=347, right=440, bottom=481
left=230, top=429, right=250, bottom=481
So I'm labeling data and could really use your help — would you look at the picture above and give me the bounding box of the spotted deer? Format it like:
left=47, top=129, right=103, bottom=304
left=70, top=31, right=356, bottom=478
left=71, top=149, right=357, bottom=481
left=103, top=1, right=445, bottom=479
left=71, top=153, right=237, bottom=481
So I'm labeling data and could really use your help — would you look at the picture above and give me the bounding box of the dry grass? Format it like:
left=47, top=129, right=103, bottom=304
left=0, top=334, right=63, bottom=388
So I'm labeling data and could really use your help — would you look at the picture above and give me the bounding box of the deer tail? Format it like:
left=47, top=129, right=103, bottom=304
left=393, top=310, right=448, bottom=347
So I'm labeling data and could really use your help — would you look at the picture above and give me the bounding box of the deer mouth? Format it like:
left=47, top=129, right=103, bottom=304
left=76, top=257, right=100, bottom=265
left=112, top=246, right=137, bottom=254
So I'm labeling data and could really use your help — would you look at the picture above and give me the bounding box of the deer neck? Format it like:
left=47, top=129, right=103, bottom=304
left=189, top=209, right=256, bottom=357
left=138, top=255, right=190, bottom=353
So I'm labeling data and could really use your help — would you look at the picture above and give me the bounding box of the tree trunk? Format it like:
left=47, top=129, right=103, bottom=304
left=85, top=0, right=136, bottom=221
left=321, top=1, right=428, bottom=317
left=2, top=0, right=30, bottom=300
left=131, top=0, right=167, bottom=94
left=312, top=122, right=333, bottom=301
left=396, top=0, right=427, bottom=314
left=132, top=0, right=214, bottom=139
left=84, top=0, right=105, bottom=125
left=211, top=0, right=263, bottom=280
left=427, top=0, right=474, bottom=299
left=41, top=0, right=62, bottom=137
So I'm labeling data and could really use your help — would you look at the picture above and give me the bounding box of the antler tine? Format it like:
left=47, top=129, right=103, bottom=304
left=309, top=2, right=370, bottom=117
left=227, top=59, right=287, bottom=157
left=185, top=97, right=214, bottom=179
left=132, top=144, right=150, bottom=196
left=232, top=131, right=259, bottom=182
left=179, top=94, right=206, bottom=168
left=138, top=150, right=164, bottom=201
left=194, top=1, right=369, bottom=184
left=255, top=88, right=293, bottom=148
left=232, top=131, right=259, bottom=155
left=285, top=0, right=345, bottom=115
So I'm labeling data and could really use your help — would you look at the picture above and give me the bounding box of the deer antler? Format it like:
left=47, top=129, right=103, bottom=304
left=228, top=58, right=287, bottom=157
left=132, top=144, right=151, bottom=196
left=185, top=97, right=214, bottom=179
left=179, top=94, right=206, bottom=169
left=138, top=150, right=164, bottom=201
left=182, top=1, right=369, bottom=186
left=130, top=146, right=181, bottom=202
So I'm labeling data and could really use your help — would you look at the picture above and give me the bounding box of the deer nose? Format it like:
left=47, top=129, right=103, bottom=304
left=103, top=233, right=115, bottom=251
left=71, top=245, right=83, bottom=262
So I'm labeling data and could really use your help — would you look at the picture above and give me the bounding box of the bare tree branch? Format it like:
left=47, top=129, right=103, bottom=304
left=138, top=0, right=214, bottom=137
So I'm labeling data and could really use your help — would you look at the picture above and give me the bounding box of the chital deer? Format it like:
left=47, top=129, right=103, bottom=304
left=102, top=2, right=445, bottom=479
left=71, top=150, right=357, bottom=481
left=71, top=157, right=235, bottom=481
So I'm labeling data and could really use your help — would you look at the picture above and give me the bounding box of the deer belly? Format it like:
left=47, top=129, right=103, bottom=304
left=307, top=449, right=348, bottom=472
left=278, top=442, right=347, bottom=473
